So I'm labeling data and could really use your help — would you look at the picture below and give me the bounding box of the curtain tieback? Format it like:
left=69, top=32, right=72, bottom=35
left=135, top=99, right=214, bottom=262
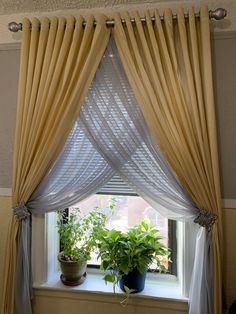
left=194, top=208, right=217, bottom=231
left=13, top=202, right=31, bottom=221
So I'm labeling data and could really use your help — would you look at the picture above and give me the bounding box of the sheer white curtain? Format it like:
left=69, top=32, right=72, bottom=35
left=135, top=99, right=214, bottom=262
left=25, top=39, right=210, bottom=314
left=29, top=39, right=198, bottom=220
left=79, top=39, right=199, bottom=221
left=28, top=121, right=115, bottom=212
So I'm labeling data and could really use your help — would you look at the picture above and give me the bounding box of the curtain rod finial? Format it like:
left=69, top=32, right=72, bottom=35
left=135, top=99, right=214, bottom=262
left=209, top=8, right=227, bottom=20
left=8, top=22, right=22, bottom=32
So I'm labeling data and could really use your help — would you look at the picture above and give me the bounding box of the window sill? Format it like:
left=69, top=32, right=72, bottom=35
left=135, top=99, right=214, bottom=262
left=33, top=268, right=188, bottom=304
left=32, top=213, right=190, bottom=312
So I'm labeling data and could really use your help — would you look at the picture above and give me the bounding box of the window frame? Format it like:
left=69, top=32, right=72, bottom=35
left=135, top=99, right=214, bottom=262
left=82, top=175, right=178, bottom=275
left=31, top=211, right=197, bottom=300
left=62, top=204, right=177, bottom=275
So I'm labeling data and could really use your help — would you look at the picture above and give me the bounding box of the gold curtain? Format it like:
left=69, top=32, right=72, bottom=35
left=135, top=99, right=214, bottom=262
left=113, top=5, right=222, bottom=313
left=1, top=15, right=110, bottom=314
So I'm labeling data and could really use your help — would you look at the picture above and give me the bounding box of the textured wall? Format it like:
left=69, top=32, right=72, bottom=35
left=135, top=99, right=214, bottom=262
left=0, top=0, right=235, bottom=16
left=0, top=0, right=183, bottom=15
left=0, top=0, right=236, bottom=44
left=32, top=289, right=188, bottom=314
left=0, top=196, right=12, bottom=308
left=223, top=208, right=236, bottom=308
left=0, top=48, right=19, bottom=188
left=213, top=34, right=236, bottom=199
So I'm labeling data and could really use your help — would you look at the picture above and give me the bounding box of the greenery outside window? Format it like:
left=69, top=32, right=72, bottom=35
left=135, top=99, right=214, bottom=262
left=61, top=175, right=177, bottom=275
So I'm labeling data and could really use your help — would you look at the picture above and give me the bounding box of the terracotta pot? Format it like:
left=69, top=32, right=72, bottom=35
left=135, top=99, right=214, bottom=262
left=58, top=252, right=87, bottom=286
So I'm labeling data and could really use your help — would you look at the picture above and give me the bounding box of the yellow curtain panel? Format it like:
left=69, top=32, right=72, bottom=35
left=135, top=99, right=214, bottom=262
left=1, top=15, right=110, bottom=314
left=113, top=5, right=222, bottom=314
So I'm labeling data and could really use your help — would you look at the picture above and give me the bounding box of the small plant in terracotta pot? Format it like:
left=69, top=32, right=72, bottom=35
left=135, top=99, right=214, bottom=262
left=57, top=206, right=107, bottom=286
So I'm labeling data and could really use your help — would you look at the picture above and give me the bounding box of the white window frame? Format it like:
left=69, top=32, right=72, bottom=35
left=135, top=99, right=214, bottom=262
left=32, top=211, right=197, bottom=301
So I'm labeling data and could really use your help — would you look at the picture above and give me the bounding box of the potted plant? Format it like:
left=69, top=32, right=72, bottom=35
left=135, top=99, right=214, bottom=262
left=97, top=219, right=170, bottom=295
left=57, top=206, right=107, bottom=286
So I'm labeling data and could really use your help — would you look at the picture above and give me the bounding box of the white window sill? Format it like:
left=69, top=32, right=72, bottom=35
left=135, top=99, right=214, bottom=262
left=33, top=268, right=188, bottom=303
left=32, top=213, right=191, bottom=312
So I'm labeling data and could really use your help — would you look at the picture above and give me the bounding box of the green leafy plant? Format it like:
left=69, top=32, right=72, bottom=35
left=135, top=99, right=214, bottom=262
left=97, top=219, right=170, bottom=290
left=57, top=206, right=108, bottom=265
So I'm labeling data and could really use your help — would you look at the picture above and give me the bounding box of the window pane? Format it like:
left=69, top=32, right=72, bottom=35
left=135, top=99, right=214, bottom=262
left=69, top=194, right=170, bottom=269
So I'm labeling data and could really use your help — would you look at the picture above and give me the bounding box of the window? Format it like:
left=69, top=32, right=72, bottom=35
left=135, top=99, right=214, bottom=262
left=65, top=174, right=177, bottom=275
left=32, top=176, right=196, bottom=299
left=32, top=207, right=196, bottom=304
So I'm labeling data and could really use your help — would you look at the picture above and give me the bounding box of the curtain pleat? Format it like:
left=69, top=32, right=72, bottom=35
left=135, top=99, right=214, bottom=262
left=113, top=5, right=222, bottom=314
left=13, top=15, right=110, bottom=204
left=1, top=15, right=110, bottom=314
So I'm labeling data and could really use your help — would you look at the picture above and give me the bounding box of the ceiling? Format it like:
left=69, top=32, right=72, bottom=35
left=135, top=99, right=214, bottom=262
left=0, top=0, right=180, bottom=15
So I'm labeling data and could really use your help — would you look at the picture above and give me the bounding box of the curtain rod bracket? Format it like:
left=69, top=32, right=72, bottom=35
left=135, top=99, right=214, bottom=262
left=8, top=7, right=227, bottom=33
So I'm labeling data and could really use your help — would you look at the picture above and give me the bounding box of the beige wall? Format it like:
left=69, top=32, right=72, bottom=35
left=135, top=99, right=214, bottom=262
left=32, top=289, right=188, bottom=314
left=223, top=208, right=236, bottom=308
left=213, top=34, right=236, bottom=199
left=0, top=48, right=19, bottom=188
left=0, top=196, right=12, bottom=308
left=1, top=0, right=236, bottom=45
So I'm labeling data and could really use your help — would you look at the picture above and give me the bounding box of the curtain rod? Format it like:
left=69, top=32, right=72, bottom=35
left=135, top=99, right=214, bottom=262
left=8, top=7, right=227, bottom=33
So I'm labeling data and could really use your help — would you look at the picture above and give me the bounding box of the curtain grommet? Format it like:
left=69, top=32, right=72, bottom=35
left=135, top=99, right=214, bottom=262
left=194, top=208, right=217, bottom=232
left=13, top=202, right=31, bottom=221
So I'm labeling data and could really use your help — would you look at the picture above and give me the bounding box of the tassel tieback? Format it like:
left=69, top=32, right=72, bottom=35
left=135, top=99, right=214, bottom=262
left=13, top=202, right=31, bottom=221
left=194, top=208, right=217, bottom=232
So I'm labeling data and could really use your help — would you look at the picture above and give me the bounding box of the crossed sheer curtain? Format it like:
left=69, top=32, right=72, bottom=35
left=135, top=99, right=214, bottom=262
left=1, top=6, right=222, bottom=314
left=30, top=39, right=199, bottom=220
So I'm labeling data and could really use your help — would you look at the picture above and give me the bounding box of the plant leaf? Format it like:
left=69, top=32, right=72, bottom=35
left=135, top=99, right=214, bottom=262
left=103, top=274, right=116, bottom=283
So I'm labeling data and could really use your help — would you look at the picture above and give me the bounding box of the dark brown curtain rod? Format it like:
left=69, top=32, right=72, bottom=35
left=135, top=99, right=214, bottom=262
left=8, top=7, right=227, bottom=33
